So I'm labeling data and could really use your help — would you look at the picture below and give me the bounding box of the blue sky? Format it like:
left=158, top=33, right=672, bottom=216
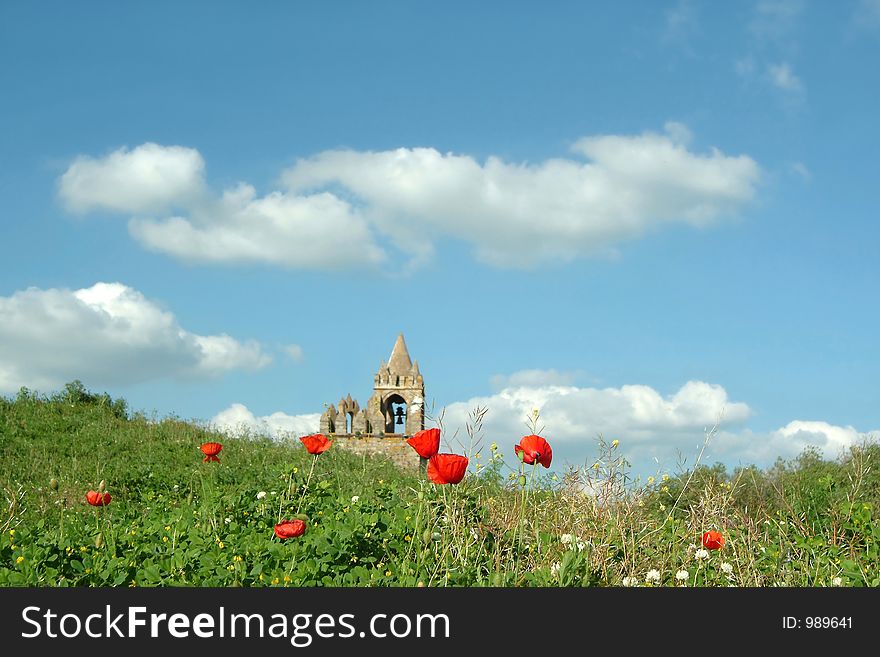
left=2, top=1, right=878, bottom=478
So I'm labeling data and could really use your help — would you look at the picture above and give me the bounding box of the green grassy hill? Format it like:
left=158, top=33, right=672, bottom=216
left=1, top=382, right=878, bottom=587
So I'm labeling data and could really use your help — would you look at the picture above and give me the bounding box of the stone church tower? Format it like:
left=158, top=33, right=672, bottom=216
left=319, top=333, right=425, bottom=438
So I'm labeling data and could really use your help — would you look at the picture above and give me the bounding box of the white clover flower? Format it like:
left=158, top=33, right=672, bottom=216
left=351, top=495, right=360, bottom=503
left=622, top=576, right=637, bottom=587
left=721, top=562, right=734, bottom=575
left=256, top=491, right=267, bottom=500
left=645, top=569, right=661, bottom=583
left=832, top=577, right=843, bottom=587
left=551, top=562, right=560, bottom=576
left=675, top=569, right=689, bottom=581
left=561, top=534, right=573, bottom=545
left=224, top=517, right=232, bottom=524
left=576, top=539, right=586, bottom=551
left=695, top=548, right=709, bottom=560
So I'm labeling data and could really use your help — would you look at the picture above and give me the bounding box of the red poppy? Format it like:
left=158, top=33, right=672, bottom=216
left=426, top=453, right=469, bottom=485
left=701, top=530, right=725, bottom=550
left=274, top=519, right=306, bottom=539
left=86, top=490, right=111, bottom=507
left=200, top=442, right=223, bottom=462
left=300, top=433, right=332, bottom=455
left=514, top=434, right=553, bottom=468
left=406, top=428, right=441, bottom=459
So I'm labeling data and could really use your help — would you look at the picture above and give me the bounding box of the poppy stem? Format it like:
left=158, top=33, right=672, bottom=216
left=296, top=454, right=318, bottom=515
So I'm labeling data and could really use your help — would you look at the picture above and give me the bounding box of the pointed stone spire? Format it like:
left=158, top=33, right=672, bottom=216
left=387, top=333, right=413, bottom=374
left=411, top=360, right=420, bottom=377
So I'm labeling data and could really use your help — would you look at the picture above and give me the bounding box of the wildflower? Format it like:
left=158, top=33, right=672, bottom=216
left=274, top=519, right=307, bottom=540
left=85, top=490, right=111, bottom=506
left=162, top=536, right=169, bottom=543
left=233, top=555, right=243, bottom=562
left=695, top=548, right=709, bottom=560
left=300, top=433, right=332, bottom=455
left=622, top=576, right=637, bottom=587
left=662, top=474, right=670, bottom=482
left=701, top=530, right=725, bottom=550
left=256, top=491, right=267, bottom=500
left=490, top=442, right=498, bottom=451
left=551, top=562, right=560, bottom=576
left=645, top=570, right=661, bottom=584
left=611, top=440, right=619, bottom=448
left=200, top=442, right=223, bottom=463
left=832, top=577, right=843, bottom=587
left=351, top=495, right=359, bottom=503
left=675, top=569, right=689, bottom=582
left=514, top=434, right=553, bottom=468
left=16, top=556, right=24, bottom=564
left=283, top=575, right=291, bottom=583
left=647, top=476, right=655, bottom=485
left=721, top=562, right=734, bottom=575
left=406, top=428, right=441, bottom=459
left=561, top=534, right=585, bottom=551
left=49, top=478, right=59, bottom=491
left=218, top=541, right=224, bottom=549
left=426, top=453, right=469, bottom=485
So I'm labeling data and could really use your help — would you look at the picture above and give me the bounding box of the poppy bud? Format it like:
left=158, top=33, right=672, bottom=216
left=422, top=529, right=433, bottom=544
left=186, top=491, right=194, bottom=504
left=98, top=479, right=106, bottom=493
left=518, top=475, right=527, bottom=487
left=95, top=532, right=104, bottom=548
left=49, top=478, right=59, bottom=491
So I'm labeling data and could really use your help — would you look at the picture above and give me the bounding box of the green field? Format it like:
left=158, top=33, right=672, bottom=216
left=2, top=382, right=878, bottom=587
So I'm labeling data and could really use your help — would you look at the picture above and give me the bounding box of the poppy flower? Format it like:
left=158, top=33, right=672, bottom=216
left=426, top=453, right=469, bottom=485
left=406, top=428, right=441, bottom=459
left=514, top=434, right=553, bottom=468
left=701, top=530, right=725, bottom=550
left=274, top=519, right=306, bottom=540
left=86, top=490, right=111, bottom=507
left=300, top=433, right=332, bottom=455
left=200, top=442, right=223, bottom=462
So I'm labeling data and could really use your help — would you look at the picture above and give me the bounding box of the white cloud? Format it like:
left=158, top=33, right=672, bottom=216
left=59, top=143, right=205, bottom=214
left=490, top=369, right=578, bottom=390
left=662, top=0, right=699, bottom=48
left=129, top=183, right=386, bottom=269
left=790, top=161, right=811, bottom=181
left=713, top=421, right=880, bottom=467
left=283, top=123, right=760, bottom=268
left=0, top=282, right=270, bottom=393
left=767, top=62, right=804, bottom=94
left=62, top=127, right=760, bottom=271
left=210, top=403, right=320, bottom=439
left=431, top=380, right=754, bottom=473
left=283, top=344, right=305, bottom=362
left=749, top=0, right=804, bottom=41
left=435, top=382, right=877, bottom=475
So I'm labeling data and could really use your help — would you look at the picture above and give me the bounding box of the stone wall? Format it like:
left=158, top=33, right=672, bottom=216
left=330, top=434, right=424, bottom=471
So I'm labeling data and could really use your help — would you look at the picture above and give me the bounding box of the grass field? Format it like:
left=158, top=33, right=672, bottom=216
left=2, top=382, right=878, bottom=587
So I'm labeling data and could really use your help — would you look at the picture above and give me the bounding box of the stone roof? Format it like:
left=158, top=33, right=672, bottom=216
left=387, top=333, right=413, bottom=374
